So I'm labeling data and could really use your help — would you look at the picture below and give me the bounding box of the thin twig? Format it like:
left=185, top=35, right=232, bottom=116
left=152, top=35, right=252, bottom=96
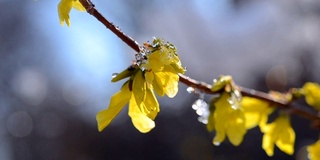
left=78, top=0, right=320, bottom=127
left=80, top=0, right=140, bottom=52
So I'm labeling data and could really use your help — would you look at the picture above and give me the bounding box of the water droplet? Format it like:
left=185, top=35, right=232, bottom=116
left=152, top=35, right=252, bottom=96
left=196, top=109, right=203, bottom=115
left=192, top=99, right=204, bottom=110
left=183, top=67, right=187, bottom=71
left=192, top=99, right=209, bottom=124
left=228, top=90, right=242, bottom=110
left=213, top=79, right=217, bottom=84
left=213, top=142, right=221, bottom=146
left=192, top=104, right=199, bottom=110
left=228, top=98, right=234, bottom=105
left=186, top=87, right=195, bottom=93
left=198, top=116, right=208, bottom=124
left=152, top=42, right=159, bottom=48
left=135, top=54, right=141, bottom=61
left=112, top=73, right=118, bottom=78
left=231, top=104, right=238, bottom=110
left=233, top=90, right=242, bottom=100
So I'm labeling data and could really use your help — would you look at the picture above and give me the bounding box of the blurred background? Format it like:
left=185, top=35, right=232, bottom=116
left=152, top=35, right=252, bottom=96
left=1, top=0, right=320, bottom=159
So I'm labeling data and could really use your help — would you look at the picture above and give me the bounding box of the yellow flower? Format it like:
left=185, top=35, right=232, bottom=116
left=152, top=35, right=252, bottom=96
left=97, top=38, right=184, bottom=133
left=303, top=82, right=320, bottom=111
left=261, top=115, right=295, bottom=156
left=209, top=92, right=247, bottom=146
left=307, top=139, right=320, bottom=160
left=241, top=97, right=274, bottom=129
left=141, top=38, right=185, bottom=98
left=58, top=0, right=85, bottom=26
left=96, top=69, right=159, bottom=133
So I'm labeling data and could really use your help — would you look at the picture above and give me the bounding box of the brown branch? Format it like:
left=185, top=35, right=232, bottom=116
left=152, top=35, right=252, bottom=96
left=79, top=0, right=320, bottom=127
left=178, top=74, right=288, bottom=107
left=79, top=0, right=140, bottom=52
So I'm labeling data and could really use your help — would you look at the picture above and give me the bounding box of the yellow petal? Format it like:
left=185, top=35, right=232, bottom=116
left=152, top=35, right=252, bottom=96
left=111, top=66, right=136, bottom=82
left=72, top=0, right=85, bottom=11
left=153, top=65, right=179, bottom=98
left=58, top=0, right=72, bottom=26
left=244, top=112, right=261, bottom=129
left=303, top=82, right=320, bottom=111
left=128, top=95, right=155, bottom=133
left=261, top=115, right=295, bottom=156
left=147, top=51, right=164, bottom=72
left=170, top=63, right=185, bottom=74
left=213, top=131, right=226, bottom=146
left=206, top=111, right=215, bottom=132
left=241, top=97, right=273, bottom=129
left=153, top=72, right=166, bottom=96
left=307, top=139, right=320, bottom=160
left=275, top=117, right=295, bottom=155
left=152, top=77, right=165, bottom=97
left=143, top=84, right=160, bottom=120
left=132, top=69, right=146, bottom=106
left=57, top=0, right=85, bottom=26
left=213, top=92, right=247, bottom=146
left=214, top=92, right=230, bottom=132
left=164, top=74, right=179, bottom=98
left=145, top=71, right=154, bottom=84
left=226, top=110, right=246, bottom=146
left=262, top=133, right=275, bottom=156
left=96, top=82, right=131, bottom=132
left=258, top=110, right=272, bottom=130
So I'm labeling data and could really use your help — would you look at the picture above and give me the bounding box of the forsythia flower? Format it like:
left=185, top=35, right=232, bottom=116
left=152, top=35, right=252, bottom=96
left=261, top=115, right=295, bottom=156
left=207, top=92, right=247, bottom=146
left=142, top=38, right=185, bottom=98
left=97, top=38, right=184, bottom=133
left=303, top=82, right=320, bottom=111
left=96, top=70, right=159, bottom=133
left=241, top=97, right=274, bottom=129
left=307, top=139, right=320, bottom=160
left=58, top=0, right=85, bottom=26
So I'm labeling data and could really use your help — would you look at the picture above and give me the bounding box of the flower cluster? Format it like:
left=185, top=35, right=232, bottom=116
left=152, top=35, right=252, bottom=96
left=207, top=91, right=246, bottom=146
left=206, top=76, right=246, bottom=146
left=58, top=0, right=85, bottom=26
left=205, top=75, right=296, bottom=157
left=96, top=38, right=185, bottom=133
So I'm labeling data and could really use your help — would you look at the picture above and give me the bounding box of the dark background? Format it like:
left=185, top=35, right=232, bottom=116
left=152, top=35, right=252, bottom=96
left=1, top=0, right=320, bottom=159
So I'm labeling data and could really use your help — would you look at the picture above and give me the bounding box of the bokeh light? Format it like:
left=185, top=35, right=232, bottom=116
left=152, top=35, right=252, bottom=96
left=12, top=67, right=47, bottom=106
left=7, top=111, right=33, bottom=138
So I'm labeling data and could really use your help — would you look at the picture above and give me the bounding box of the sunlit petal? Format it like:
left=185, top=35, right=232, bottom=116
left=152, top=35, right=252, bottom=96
left=129, top=95, right=155, bottom=133
left=132, top=69, right=146, bottom=106
left=58, top=0, right=85, bottom=26
left=143, top=84, right=160, bottom=120
left=261, top=115, right=295, bottom=156
left=241, top=97, right=273, bottom=129
left=96, top=82, right=131, bottom=132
